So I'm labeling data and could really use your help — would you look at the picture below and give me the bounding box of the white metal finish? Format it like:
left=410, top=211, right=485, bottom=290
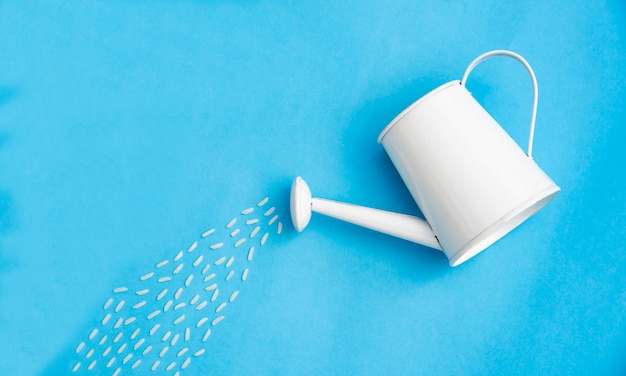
left=461, top=50, right=538, bottom=159
left=292, top=50, right=560, bottom=266
left=290, top=176, right=312, bottom=232
left=290, top=177, right=442, bottom=250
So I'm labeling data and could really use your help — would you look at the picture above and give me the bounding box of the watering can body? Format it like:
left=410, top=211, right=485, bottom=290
left=378, top=80, right=559, bottom=266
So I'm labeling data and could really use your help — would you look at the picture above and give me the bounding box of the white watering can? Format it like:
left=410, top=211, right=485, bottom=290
left=291, top=50, right=560, bottom=266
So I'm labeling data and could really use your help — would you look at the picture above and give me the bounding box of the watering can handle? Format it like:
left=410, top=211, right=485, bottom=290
left=460, top=50, right=538, bottom=159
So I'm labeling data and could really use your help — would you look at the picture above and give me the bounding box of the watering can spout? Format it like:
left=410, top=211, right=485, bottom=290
left=290, top=177, right=442, bottom=251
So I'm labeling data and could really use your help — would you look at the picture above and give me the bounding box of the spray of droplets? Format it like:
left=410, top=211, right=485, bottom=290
left=71, top=197, right=282, bottom=375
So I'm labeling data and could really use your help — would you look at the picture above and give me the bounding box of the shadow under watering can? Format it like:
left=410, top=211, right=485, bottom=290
left=291, top=50, right=560, bottom=267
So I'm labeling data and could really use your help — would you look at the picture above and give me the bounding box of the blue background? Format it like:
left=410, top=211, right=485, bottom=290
left=1, top=1, right=626, bottom=375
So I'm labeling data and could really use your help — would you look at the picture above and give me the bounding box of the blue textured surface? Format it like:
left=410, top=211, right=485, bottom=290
left=1, top=1, right=625, bottom=375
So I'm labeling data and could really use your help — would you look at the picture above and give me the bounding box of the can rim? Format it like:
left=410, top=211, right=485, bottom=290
left=447, top=185, right=560, bottom=267
left=377, top=80, right=461, bottom=144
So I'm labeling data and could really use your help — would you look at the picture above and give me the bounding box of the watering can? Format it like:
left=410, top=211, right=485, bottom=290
left=291, top=50, right=560, bottom=266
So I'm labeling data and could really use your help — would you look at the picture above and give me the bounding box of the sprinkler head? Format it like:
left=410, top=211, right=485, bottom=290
left=290, top=176, right=312, bottom=232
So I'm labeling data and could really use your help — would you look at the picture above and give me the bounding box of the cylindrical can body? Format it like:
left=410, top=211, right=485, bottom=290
left=378, top=81, right=559, bottom=266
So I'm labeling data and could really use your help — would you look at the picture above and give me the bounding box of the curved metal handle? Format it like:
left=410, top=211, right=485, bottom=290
left=461, top=50, right=539, bottom=159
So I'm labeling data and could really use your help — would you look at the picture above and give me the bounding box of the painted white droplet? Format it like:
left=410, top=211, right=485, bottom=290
left=211, top=288, right=219, bottom=302
left=247, top=247, right=255, bottom=262
left=105, top=357, right=114, bottom=368
left=102, top=346, right=111, bottom=357
left=156, top=259, right=169, bottom=268
left=174, top=302, right=186, bottom=311
left=133, top=338, right=145, bottom=351
left=250, top=226, right=261, bottom=238
left=136, top=289, right=150, bottom=295
left=124, top=317, right=136, bottom=325
left=150, top=324, right=160, bottom=336
left=166, top=362, right=177, bottom=371
left=113, top=287, right=128, bottom=293
left=89, top=328, right=98, bottom=340
left=157, top=276, right=172, bottom=283
left=245, top=218, right=259, bottom=225
left=216, top=303, right=227, bottom=313
left=260, top=233, right=268, bottom=246
left=113, top=332, right=123, bottom=343
left=113, top=367, right=121, bottom=376
left=201, top=228, right=215, bottom=238
left=277, top=222, right=283, bottom=234
left=159, top=346, right=169, bottom=358
left=182, top=357, right=191, bottom=369
left=101, top=313, right=112, bottom=326
left=212, top=316, right=225, bottom=326
left=175, top=287, right=184, bottom=300
left=196, top=301, right=208, bottom=311
left=174, top=315, right=185, bottom=325
left=99, top=334, right=108, bottom=345
left=264, top=207, right=275, bottom=216
left=123, top=353, right=133, bottom=364
left=194, top=348, right=206, bottom=356
left=151, top=360, right=160, bottom=371
left=230, top=228, right=240, bottom=237
left=214, top=256, right=226, bottom=265
left=202, top=329, right=211, bottom=342
left=185, top=274, right=194, bottom=287
left=164, top=299, right=172, bottom=312
left=115, top=301, right=125, bottom=313
left=173, top=263, right=184, bottom=274
left=235, top=238, right=246, bottom=248
left=193, top=255, right=204, bottom=267
left=133, top=300, right=147, bottom=309
left=162, top=331, right=172, bottom=342
left=241, top=207, right=254, bottom=215
left=75, top=342, right=85, bottom=354
left=226, top=218, right=237, bottom=228
left=130, top=328, right=140, bottom=340
left=185, top=327, right=191, bottom=341
left=257, top=197, right=269, bottom=207
left=114, top=318, right=123, bottom=329
left=104, top=298, right=114, bottom=310
left=242, top=268, right=249, bottom=281
left=196, top=317, right=208, bottom=328
left=187, top=241, right=198, bottom=253
left=268, top=214, right=278, bottom=225
left=226, top=256, right=235, bottom=268
left=177, top=347, right=189, bottom=357
left=86, top=348, right=94, bottom=358
left=147, top=310, right=161, bottom=320
left=174, top=250, right=184, bottom=262
left=190, top=294, right=200, bottom=305
left=157, top=288, right=168, bottom=301
left=72, top=361, right=81, bottom=372
left=205, top=283, right=217, bottom=291
left=117, top=343, right=126, bottom=354
left=204, top=273, right=216, bottom=282
left=226, top=270, right=234, bottom=281
left=143, top=345, right=153, bottom=355
left=171, top=333, right=180, bottom=346
left=210, top=243, right=224, bottom=250
left=229, top=290, right=239, bottom=303
left=202, top=264, right=211, bottom=275
left=140, top=272, right=154, bottom=281
left=132, top=359, right=142, bottom=369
